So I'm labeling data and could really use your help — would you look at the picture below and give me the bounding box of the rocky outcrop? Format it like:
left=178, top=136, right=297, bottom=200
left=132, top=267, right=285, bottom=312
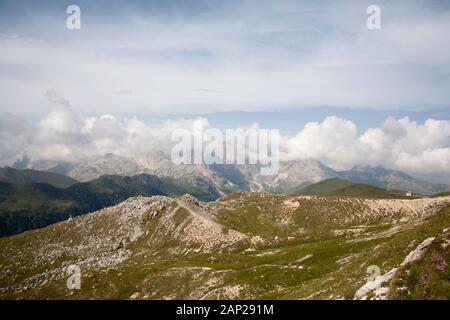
left=354, top=237, right=435, bottom=300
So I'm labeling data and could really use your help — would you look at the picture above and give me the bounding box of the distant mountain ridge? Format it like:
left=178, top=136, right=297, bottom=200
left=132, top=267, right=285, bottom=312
left=293, top=178, right=354, bottom=195
left=337, top=165, right=449, bottom=195
left=237, top=159, right=337, bottom=193
left=0, top=171, right=219, bottom=237
left=0, top=166, right=78, bottom=188
left=12, top=154, right=340, bottom=194
left=12, top=153, right=450, bottom=196
left=13, top=153, right=148, bottom=182
left=294, top=178, right=419, bottom=199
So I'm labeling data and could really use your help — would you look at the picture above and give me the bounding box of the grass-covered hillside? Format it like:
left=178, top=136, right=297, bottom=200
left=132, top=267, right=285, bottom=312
left=292, top=178, right=417, bottom=199
left=0, top=167, right=78, bottom=188
left=292, top=178, right=353, bottom=195
left=0, top=192, right=448, bottom=300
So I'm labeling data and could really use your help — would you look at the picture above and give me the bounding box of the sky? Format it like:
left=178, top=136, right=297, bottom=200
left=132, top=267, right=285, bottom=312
left=1, top=0, right=450, bottom=115
left=0, top=0, right=449, bottom=181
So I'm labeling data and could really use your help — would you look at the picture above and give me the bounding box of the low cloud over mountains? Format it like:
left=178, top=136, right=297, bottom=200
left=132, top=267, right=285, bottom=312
left=1, top=103, right=449, bottom=180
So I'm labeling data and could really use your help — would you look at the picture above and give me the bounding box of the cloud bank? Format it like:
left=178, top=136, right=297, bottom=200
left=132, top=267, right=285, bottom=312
left=1, top=104, right=449, bottom=178
left=282, top=116, right=450, bottom=173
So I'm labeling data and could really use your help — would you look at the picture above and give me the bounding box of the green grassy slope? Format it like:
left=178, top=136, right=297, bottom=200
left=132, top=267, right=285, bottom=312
left=286, top=181, right=313, bottom=194
left=432, top=192, right=450, bottom=198
left=291, top=178, right=415, bottom=199
left=324, top=183, right=416, bottom=199
left=0, top=167, right=78, bottom=188
left=292, top=178, right=353, bottom=195
left=0, top=193, right=448, bottom=300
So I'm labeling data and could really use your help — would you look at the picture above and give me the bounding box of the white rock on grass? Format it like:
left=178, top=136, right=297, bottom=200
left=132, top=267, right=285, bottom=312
left=354, top=237, right=435, bottom=300
left=354, top=268, right=397, bottom=300
left=401, top=237, right=435, bottom=267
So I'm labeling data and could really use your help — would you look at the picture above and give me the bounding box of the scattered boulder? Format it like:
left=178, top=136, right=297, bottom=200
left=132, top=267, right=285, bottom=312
left=400, top=237, right=435, bottom=267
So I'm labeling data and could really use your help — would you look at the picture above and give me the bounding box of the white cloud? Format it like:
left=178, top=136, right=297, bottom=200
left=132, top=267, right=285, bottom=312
left=281, top=116, right=361, bottom=168
left=1, top=102, right=449, bottom=177
left=1, top=0, right=450, bottom=114
left=282, top=116, right=450, bottom=173
left=358, top=117, right=450, bottom=173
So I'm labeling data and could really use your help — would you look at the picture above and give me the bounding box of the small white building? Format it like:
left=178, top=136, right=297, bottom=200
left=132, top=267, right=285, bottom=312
left=406, top=191, right=412, bottom=197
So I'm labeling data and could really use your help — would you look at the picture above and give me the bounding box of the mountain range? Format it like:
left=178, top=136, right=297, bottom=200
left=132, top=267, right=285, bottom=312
left=292, top=177, right=420, bottom=199
left=13, top=153, right=450, bottom=195
left=1, top=158, right=449, bottom=237
left=1, top=155, right=449, bottom=300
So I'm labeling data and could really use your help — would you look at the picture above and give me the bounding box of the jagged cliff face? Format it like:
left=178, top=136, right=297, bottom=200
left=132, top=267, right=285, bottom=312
left=134, top=153, right=337, bottom=194
left=1, top=193, right=449, bottom=300
left=76, top=156, right=329, bottom=194
left=16, top=153, right=340, bottom=195
left=64, top=154, right=148, bottom=182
